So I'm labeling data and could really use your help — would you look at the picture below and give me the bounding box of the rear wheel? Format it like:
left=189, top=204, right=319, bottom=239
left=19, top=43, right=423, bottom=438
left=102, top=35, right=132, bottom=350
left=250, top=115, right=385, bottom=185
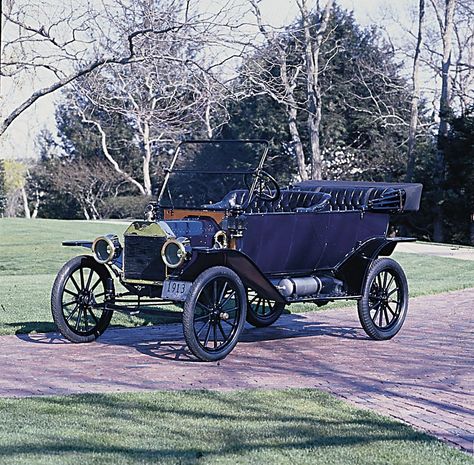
left=183, top=266, right=247, bottom=361
left=51, top=255, right=114, bottom=343
left=358, top=258, right=408, bottom=340
left=246, top=289, right=285, bottom=327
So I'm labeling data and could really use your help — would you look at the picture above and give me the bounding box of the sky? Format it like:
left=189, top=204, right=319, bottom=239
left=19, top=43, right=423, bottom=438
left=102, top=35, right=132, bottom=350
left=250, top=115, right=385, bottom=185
left=0, top=0, right=414, bottom=161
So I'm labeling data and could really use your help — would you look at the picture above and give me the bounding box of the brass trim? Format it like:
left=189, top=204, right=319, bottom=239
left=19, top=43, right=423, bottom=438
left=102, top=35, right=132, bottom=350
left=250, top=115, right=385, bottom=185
left=92, top=235, right=116, bottom=264
left=124, top=221, right=170, bottom=238
left=161, top=238, right=188, bottom=269
left=213, top=230, right=228, bottom=249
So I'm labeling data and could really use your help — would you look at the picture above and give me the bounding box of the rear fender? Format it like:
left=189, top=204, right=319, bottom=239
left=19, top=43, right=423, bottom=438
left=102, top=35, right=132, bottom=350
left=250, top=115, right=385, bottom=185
left=178, top=249, right=285, bottom=303
left=336, top=237, right=415, bottom=295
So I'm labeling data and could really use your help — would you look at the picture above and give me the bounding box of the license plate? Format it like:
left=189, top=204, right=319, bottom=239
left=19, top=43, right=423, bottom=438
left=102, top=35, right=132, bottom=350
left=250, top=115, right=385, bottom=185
left=161, top=280, right=192, bottom=301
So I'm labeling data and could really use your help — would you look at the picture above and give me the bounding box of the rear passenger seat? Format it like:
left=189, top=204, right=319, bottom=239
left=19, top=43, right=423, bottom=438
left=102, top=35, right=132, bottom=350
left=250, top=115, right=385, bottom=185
left=204, top=185, right=405, bottom=213
left=204, top=190, right=331, bottom=213
left=316, top=187, right=373, bottom=211
left=297, top=185, right=405, bottom=212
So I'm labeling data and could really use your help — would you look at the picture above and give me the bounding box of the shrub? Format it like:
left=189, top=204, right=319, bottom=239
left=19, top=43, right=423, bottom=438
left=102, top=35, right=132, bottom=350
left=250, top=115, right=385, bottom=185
left=102, top=195, right=153, bottom=219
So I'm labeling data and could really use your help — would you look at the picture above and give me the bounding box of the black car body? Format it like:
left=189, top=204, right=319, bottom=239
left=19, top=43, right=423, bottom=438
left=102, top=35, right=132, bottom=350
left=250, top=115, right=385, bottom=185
left=52, top=140, right=423, bottom=361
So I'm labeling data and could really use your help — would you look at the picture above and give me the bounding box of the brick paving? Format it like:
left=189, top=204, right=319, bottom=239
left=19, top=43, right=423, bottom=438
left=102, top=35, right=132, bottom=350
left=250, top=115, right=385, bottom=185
left=0, top=288, right=472, bottom=453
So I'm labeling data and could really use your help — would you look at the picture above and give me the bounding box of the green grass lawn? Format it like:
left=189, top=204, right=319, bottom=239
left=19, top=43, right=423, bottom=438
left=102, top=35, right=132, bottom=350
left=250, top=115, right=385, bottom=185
left=1, top=217, right=473, bottom=335
left=0, top=218, right=179, bottom=335
left=0, top=389, right=471, bottom=465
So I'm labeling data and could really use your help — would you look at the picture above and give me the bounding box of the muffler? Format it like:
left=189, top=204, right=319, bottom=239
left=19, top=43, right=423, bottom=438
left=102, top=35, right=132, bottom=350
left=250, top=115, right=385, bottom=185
left=277, top=276, right=322, bottom=297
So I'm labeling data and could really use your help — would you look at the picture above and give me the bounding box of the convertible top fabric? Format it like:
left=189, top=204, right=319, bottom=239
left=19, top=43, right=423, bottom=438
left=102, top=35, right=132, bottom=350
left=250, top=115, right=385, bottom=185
left=291, top=180, right=423, bottom=212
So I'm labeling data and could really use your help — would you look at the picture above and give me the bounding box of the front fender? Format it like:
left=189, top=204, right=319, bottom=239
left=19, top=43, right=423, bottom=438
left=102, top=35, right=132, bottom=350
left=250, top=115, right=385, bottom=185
left=62, top=240, right=93, bottom=249
left=62, top=238, right=123, bottom=269
left=177, top=249, right=285, bottom=303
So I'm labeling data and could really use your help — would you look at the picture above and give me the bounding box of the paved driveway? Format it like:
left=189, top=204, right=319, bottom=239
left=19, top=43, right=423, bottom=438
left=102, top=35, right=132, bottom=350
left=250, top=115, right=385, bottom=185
left=397, top=242, right=474, bottom=261
left=1, top=289, right=473, bottom=453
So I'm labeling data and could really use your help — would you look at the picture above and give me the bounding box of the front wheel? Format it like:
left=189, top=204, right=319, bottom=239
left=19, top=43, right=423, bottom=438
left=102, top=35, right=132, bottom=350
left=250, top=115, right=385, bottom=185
left=183, top=266, right=247, bottom=361
left=358, top=258, right=408, bottom=340
left=51, top=255, right=114, bottom=343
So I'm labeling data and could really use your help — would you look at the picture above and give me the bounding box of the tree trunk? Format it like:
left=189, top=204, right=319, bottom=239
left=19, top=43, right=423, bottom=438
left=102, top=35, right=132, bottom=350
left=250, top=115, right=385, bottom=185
left=205, top=99, right=213, bottom=138
left=406, top=0, right=425, bottom=183
left=82, top=206, right=91, bottom=220
left=299, top=0, right=332, bottom=180
left=31, top=189, right=40, bottom=219
left=308, top=97, right=323, bottom=180
left=142, top=121, right=153, bottom=196
left=303, top=13, right=322, bottom=180
left=278, top=48, right=308, bottom=180
left=471, top=212, right=474, bottom=246
left=21, top=187, right=30, bottom=219
left=287, top=106, right=308, bottom=181
left=432, top=0, right=456, bottom=243
left=82, top=115, right=147, bottom=195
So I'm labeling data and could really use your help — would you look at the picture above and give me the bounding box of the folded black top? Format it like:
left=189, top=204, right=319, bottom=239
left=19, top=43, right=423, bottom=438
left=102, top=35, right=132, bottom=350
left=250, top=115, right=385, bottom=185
left=291, top=180, right=423, bottom=213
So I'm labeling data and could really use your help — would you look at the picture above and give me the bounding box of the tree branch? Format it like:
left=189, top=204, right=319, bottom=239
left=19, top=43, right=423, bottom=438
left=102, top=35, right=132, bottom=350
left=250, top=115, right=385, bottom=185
left=0, top=23, right=183, bottom=136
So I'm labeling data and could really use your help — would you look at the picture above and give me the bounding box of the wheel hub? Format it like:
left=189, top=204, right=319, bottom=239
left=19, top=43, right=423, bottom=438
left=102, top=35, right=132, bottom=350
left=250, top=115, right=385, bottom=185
left=208, top=305, right=230, bottom=323
left=77, top=290, right=93, bottom=307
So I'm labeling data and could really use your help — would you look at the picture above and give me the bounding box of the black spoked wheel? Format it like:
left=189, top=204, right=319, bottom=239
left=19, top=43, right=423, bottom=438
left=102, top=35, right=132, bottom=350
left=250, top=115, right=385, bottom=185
left=183, top=266, right=247, bottom=361
left=246, top=289, right=285, bottom=327
left=51, top=255, right=114, bottom=343
left=358, top=258, right=408, bottom=340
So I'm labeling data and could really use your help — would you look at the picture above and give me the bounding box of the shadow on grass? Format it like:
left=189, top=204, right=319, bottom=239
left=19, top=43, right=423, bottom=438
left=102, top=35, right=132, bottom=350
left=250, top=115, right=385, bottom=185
left=0, top=390, right=448, bottom=464
left=3, top=321, right=58, bottom=335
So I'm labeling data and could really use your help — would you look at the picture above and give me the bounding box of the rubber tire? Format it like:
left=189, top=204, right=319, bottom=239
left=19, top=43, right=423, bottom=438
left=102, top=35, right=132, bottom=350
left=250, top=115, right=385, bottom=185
left=358, top=257, right=408, bottom=340
left=51, top=255, right=114, bottom=343
left=246, top=292, right=285, bottom=328
left=183, top=266, right=247, bottom=362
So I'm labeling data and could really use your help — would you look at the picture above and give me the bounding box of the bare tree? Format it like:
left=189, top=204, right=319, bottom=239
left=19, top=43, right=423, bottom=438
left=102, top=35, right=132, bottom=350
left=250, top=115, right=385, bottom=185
left=248, top=0, right=307, bottom=180
left=430, top=0, right=456, bottom=242
left=246, top=0, right=333, bottom=181
left=378, top=0, right=472, bottom=239
left=0, top=0, right=190, bottom=136
left=406, top=0, right=425, bottom=183
left=48, top=158, right=118, bottom=219
left=2, top=158, right=30, bottom=217
left=69, top=0, right=233, bottom=196
left=297, top=0, right=333, bottom=180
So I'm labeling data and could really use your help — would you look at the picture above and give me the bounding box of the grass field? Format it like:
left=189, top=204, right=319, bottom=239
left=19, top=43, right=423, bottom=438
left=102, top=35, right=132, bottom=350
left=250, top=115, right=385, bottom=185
left=1, top=217, right=474, bottom=335
left=0, top=389, right=472, bottom=465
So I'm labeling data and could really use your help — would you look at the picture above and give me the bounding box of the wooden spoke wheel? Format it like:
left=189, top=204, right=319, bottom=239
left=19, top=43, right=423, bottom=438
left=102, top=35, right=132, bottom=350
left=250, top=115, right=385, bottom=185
left=183, top=266, right=247, bottom=361
left=51, top=255, right=114, bottom=342
left=358, top=258, right=408, bottom=340
left=246, top=289, right=285, bottom=327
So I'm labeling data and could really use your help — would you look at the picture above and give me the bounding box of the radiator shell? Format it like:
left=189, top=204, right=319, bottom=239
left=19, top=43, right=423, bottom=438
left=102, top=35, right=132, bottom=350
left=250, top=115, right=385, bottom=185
left=123, top=235, right=167, bottom=282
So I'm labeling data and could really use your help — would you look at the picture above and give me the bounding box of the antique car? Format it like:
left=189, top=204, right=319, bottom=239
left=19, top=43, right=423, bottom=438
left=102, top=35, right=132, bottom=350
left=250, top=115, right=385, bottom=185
left=51, top=140, right=423, bottom=361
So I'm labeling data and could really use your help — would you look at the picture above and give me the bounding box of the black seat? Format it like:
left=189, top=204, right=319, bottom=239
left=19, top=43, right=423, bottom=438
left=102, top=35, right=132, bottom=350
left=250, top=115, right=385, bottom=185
left=317, top=186, right=374, bottom=211
left=204, top=190, right=331, bottom=213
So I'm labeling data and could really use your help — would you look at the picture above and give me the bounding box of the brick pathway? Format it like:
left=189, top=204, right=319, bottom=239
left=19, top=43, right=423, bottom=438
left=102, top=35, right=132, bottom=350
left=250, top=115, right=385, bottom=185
left=1, top=289, right=473, bottom=453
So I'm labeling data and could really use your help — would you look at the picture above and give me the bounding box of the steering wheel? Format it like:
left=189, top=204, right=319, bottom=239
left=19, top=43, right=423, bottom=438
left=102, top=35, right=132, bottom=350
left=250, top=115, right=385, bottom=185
left=244, top=170, right=281, bottom=202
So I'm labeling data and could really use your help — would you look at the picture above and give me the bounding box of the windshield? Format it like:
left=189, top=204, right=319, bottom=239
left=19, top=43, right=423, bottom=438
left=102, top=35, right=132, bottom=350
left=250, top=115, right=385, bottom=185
left=157, top=140, right=269, bottom=209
